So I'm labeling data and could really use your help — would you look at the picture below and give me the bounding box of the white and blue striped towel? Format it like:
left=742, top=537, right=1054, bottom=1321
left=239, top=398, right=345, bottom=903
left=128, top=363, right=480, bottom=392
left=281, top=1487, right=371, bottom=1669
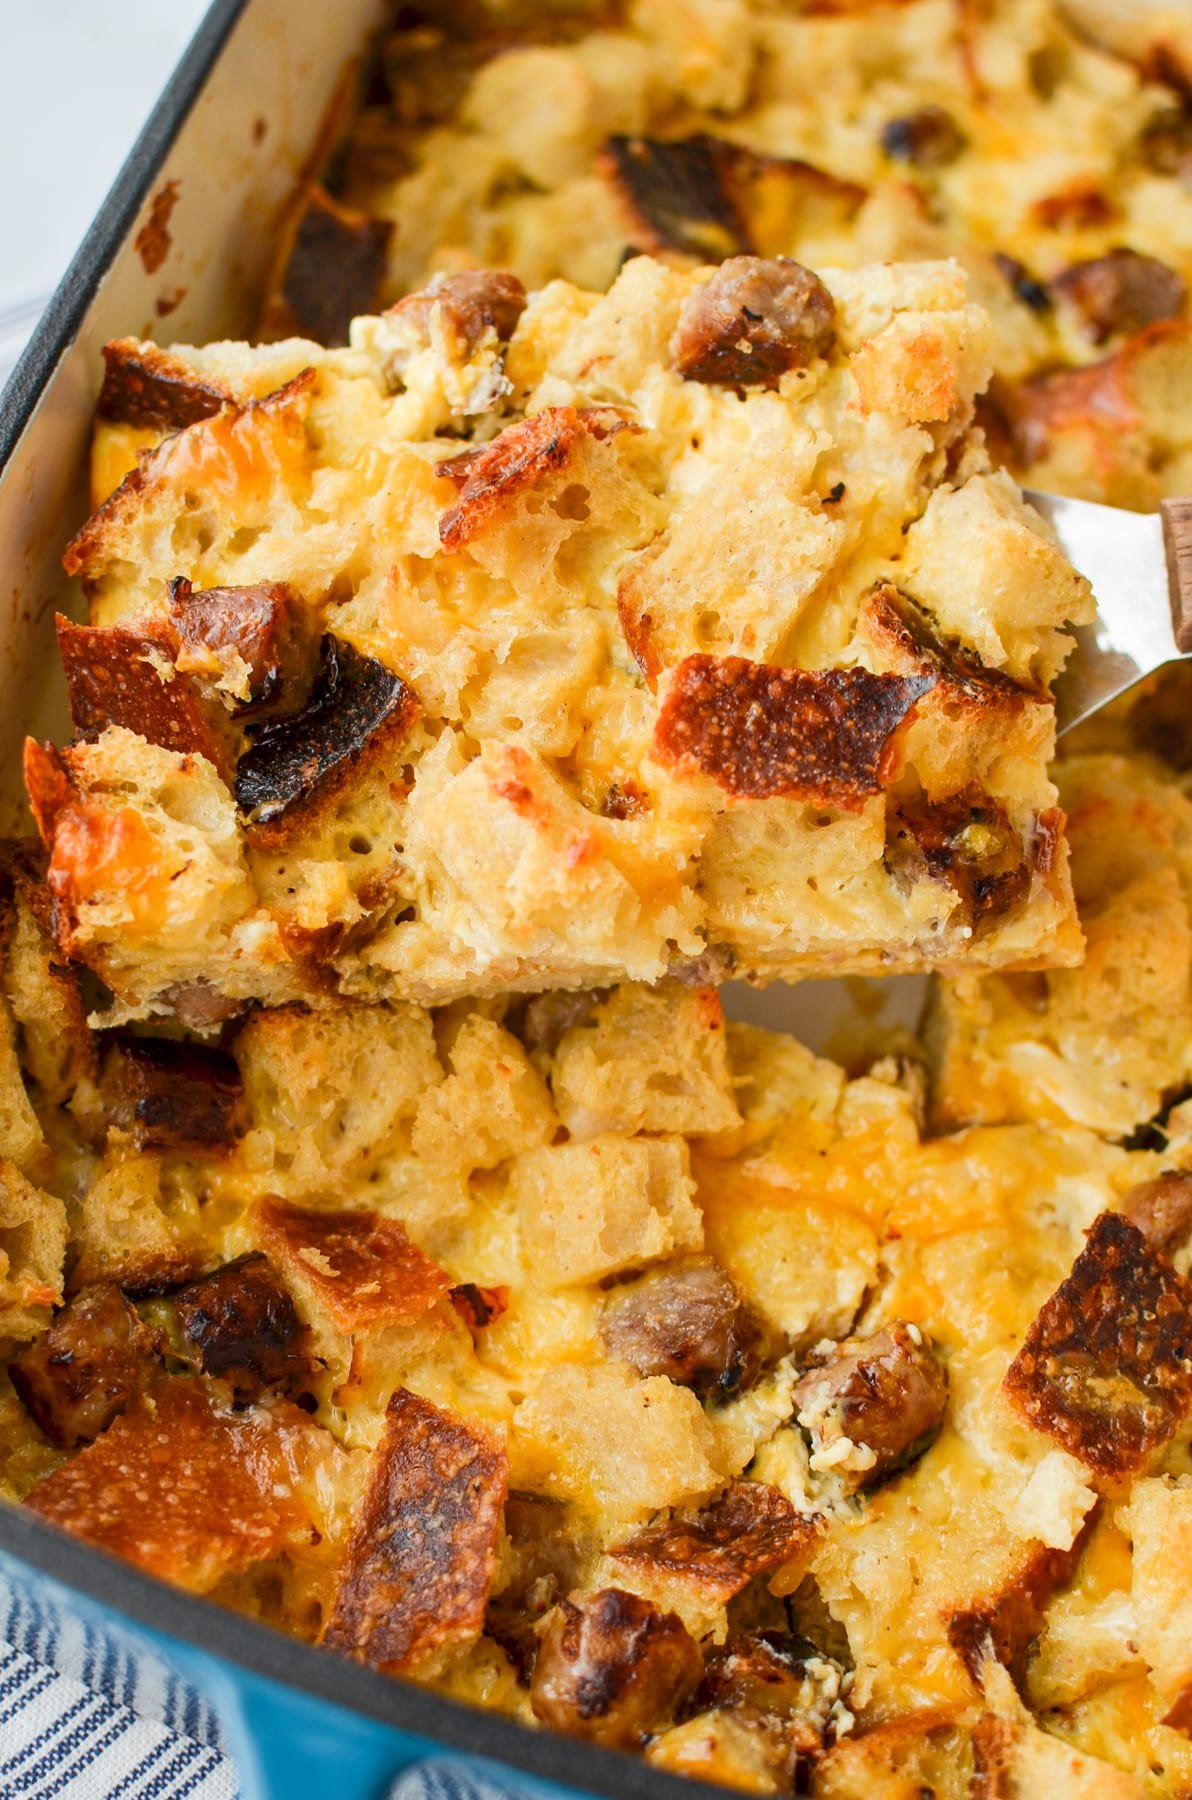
left=0, top=1561, right=528, bottom=1800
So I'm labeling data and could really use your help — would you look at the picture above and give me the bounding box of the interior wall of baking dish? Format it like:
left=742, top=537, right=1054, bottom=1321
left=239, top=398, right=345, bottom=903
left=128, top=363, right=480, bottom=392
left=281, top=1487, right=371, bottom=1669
left=0, top=0, right=389, bottom=833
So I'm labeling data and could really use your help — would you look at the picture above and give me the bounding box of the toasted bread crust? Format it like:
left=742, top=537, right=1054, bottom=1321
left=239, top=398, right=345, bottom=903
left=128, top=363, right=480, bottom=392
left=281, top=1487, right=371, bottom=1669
left=323, top=1386, right=506, bottom=1670
left=1003, top=1211, right=1192, bottom=1479
left=101, top=1033, right=245, bottom=1152
left=25, top=1379, right=316, bottom=1588
left=255, top=1199, right=452, bottom=1331
left=96, top=339, right=231, bottom=431
left=610, top=1481, right=821, bottom=1602
left=653, top=655, right=932, bottom=806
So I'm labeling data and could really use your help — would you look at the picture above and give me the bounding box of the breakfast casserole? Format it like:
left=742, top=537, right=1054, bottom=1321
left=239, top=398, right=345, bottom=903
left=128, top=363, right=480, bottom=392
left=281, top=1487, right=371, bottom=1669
left=6, top=0, right=1192, bottom=1796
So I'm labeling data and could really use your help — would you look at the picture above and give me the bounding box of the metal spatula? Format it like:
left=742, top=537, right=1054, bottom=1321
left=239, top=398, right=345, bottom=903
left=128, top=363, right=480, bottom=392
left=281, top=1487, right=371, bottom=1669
left=1029, top=492, right=1192, bottom=734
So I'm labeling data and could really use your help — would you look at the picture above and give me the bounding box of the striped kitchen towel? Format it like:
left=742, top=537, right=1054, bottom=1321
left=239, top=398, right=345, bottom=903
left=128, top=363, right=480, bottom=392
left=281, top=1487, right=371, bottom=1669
left=0, top=1556, right=538, bottom=1800
left=0, top=1561, right=236, bottom=1800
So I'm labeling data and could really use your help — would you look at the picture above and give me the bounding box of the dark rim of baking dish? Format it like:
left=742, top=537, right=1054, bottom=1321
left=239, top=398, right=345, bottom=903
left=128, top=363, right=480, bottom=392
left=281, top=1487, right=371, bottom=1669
left=0, top=0, right=249, bottom=474
left=0, top=8, right=784, bottom=1794
left=0, top=1504, right=756, bottom=1800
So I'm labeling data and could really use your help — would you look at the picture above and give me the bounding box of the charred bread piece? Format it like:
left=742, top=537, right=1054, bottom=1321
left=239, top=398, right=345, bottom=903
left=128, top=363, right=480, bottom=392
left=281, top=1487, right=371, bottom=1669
left=600, top=135, right=748, bottom=262
left=322, top=1386, right=506, bottom=1671
left=234, top=635, right=419, bottom=841
left=652, top=656, right=933, bottom=807
left=100, top=1033, right=245, bottom=1152
left=96, top=339, right=232, bottom=432
left=56, top=615, right=236, bottom=780
left=529, top=1587, right=702, bottom=1748
left=171, top=1255, right=313, bottom=1402
left=266, top=183, right=393, bottom=348
left=25, top=1377, right=323, bottom=1590
left=1003, top=1211, right=1192, bottom=1481
left=609, top=1481, right=821, bottom=1604
left=9, top=1284, right=161, bottom=1448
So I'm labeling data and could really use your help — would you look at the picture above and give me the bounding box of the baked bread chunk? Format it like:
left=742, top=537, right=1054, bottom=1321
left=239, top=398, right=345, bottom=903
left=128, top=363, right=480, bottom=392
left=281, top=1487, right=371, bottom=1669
left=285, top=0, right=1192, bottom=511
left=32, top=256, right=1088, bottom=1018
left=3, top=958, right=1190, bottom=1795
left=928, top=740, right=1192, bottom=1140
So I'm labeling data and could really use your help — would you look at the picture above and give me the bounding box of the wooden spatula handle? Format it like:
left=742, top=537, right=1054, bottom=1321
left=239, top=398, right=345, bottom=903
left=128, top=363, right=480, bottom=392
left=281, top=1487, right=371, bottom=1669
left=1162, top=497, right=1192, bottom=653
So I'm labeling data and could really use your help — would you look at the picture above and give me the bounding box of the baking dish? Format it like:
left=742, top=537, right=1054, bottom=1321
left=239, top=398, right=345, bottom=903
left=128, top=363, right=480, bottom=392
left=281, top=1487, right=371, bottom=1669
left=0, top=6, right=780, bottom=1796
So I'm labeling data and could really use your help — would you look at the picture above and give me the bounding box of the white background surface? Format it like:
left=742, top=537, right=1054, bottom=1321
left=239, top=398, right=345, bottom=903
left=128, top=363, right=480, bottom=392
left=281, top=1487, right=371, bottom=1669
left=0, top=0, right=210, bottom=383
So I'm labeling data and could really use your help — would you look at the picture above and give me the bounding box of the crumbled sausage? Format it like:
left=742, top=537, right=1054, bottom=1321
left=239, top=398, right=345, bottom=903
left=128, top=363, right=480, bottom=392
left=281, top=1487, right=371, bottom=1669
left=10, top=1285, right=161, bottom=1448
left=1119, top=1171, right=1192, bottom=1255
left=168, top=579, right=318, bottom=719
left=885, top=788, right=1035, bottom=940
left=880, top=107, right=967, bottom=168
left=101, top=1033, right=246, bottom=1152
left=674, top=257, right=837, bottom=387
left=510, top=987, right=607, bottom=1060
left=698, top=1631, right=837, bottom=1719
left=486, top=1491, right=595, bottom=1681
left=600, top=1256, right=771, bottom=1398
left=530, top=1588, right=702, bottom=1748
left=1053, top=248, right=1187, bottom=345
left=386, top=270, right=527, bottom=356
left=172, top=1254, right=313, bottom=1402
left=792, top=1323, right=948, bottom=1493
left=687, top=1632, right=845, bottom=1791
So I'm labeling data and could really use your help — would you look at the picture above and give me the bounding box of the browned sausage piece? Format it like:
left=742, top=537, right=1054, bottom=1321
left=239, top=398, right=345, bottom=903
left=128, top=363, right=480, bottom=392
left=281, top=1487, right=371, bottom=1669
left=792, top=1323, right=948, bottom=1493
left=1118, top=1170, right=1192, bottom=1256
left=386, top=270, right=527, bottom=357
left=599, top=1256, right=771, bottom=1398
left=674, top=257, right=837, bottom=386
left=168, top=579, right=318, bottom=720
left=880, top=106, right=967, bottom=168
left=1053, top=248, right=1187, bottom=345
left=172, top=1254, right=313, bottom=1402
left=530, top=1588, right=702, bottom=1748
left=10, top=1285, right=161, bottom=1448
left=101, top=1033, right=246, bottom=1153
